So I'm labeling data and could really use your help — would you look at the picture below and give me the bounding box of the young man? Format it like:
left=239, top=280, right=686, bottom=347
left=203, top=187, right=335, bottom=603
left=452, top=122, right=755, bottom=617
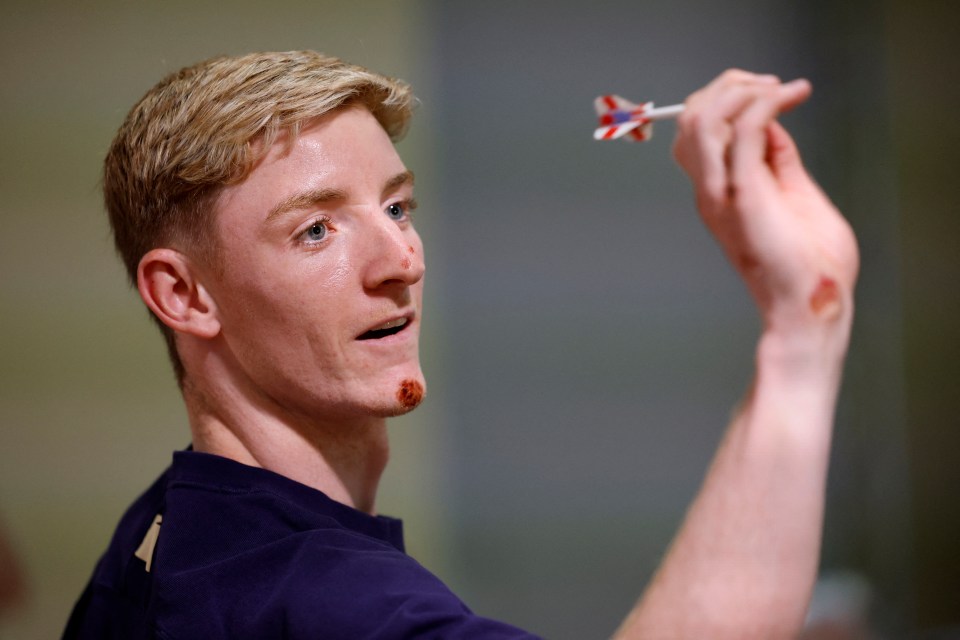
left=64, top=51, right=858, bottom=638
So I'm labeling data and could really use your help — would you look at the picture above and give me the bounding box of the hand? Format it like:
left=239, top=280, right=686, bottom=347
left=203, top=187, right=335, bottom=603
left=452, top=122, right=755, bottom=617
left=672, top=70, right=859, bottom=333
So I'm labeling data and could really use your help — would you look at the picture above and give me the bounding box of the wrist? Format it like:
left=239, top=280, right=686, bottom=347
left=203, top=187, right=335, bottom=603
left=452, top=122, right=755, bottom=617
left=749, top=321, right=850, bottom=431
left=757, top=318, right=850, bottom=367
left=758, top=274, right=853, bottom=372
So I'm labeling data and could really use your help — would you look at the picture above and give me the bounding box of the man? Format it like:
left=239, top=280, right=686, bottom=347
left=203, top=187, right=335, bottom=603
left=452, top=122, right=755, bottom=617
left=64, top=51, right=858, bottom=638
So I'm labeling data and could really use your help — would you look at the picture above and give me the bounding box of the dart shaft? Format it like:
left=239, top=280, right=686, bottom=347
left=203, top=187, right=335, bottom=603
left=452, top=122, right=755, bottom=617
left=644, top=103, right=684, bottom=121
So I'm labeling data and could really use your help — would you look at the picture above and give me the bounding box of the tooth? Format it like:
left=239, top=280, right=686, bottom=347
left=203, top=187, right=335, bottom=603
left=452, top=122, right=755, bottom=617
left=375, top=318, right=407, bottom=331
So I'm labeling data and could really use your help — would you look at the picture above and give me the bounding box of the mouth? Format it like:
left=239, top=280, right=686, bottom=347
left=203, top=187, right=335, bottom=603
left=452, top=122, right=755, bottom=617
left=357, top=316, right=411, bottom=341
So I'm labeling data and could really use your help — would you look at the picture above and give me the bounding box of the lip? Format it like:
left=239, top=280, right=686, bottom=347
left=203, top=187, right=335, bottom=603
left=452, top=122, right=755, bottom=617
left=356, top=311, right=416, bottom=342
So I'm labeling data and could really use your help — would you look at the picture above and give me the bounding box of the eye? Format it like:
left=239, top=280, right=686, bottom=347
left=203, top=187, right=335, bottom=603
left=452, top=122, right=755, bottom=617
left=385, top=199, right=417, bottom=222
left=299, top=217, right=331, bottom=244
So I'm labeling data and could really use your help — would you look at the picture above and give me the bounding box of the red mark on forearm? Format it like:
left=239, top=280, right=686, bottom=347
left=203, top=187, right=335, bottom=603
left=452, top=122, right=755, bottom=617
left=809, top=276, right=841, bottom=320
left=397, top=379, right=424, bottom=409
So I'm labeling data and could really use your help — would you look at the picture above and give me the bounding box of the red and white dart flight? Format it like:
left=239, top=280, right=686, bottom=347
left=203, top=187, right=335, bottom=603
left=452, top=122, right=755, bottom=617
left=593, top=94, right=684, bottom=142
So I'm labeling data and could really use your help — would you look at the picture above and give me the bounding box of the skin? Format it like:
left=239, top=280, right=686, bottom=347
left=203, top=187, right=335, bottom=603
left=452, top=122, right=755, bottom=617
left=139, top=71, right=858, bottom=637
left=614, top=71, right=858, bottom=637
left=137, top=105, right=425, bottom=514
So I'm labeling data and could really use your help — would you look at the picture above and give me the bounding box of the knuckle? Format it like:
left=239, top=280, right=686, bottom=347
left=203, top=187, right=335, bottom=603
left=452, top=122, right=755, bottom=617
left=732, top=116, right=753, bottom=136
left=733, top=108, right=766, bottom=135
left=682, top=87, right=708, bottom=114
left=701, top=176, right=728, bottom=210
left=707, top=116, right=731, bottom=140
left=677, top=108, right=702, bottom=133
left=721, top=68, right=750, bottom=83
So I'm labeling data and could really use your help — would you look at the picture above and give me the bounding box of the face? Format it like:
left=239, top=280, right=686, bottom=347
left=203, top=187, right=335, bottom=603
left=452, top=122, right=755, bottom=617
left=200, top=105, right=425, bottom=422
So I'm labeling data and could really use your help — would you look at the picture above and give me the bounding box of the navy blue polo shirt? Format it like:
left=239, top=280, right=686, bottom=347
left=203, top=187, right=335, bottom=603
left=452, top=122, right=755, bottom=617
left=64, top=450, right=539, bottom=639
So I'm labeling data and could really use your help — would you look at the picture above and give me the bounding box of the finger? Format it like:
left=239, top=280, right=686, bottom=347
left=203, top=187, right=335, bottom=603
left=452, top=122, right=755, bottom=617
left=684, top=70, right=782, bottom=123
left=767, top=120, right=848, bottom=237
left=765, top=120, right=810, bottom=189
left=675, top=70, right=781, bottom=168
left=700, top=69, right=781, bottom=98
left=729, top=80, right=812, bottom=201
left=678, top=82, right=793, bottom=213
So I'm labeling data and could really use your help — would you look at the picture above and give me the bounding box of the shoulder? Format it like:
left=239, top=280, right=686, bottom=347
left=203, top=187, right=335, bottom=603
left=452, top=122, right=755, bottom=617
left=70, top=451, right=541, bottom=639
left=154, top=528, right=539, bottom=639
left=63, top=464, right=171, bottom=638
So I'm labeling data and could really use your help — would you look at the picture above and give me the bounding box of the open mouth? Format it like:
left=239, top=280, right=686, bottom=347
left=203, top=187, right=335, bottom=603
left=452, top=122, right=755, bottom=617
left=357, top=317, right=409, bottom=341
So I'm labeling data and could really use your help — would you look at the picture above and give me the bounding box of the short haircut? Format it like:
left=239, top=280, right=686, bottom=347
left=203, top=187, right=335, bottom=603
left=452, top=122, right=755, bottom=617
left=103, top=50, right=415, bottom=384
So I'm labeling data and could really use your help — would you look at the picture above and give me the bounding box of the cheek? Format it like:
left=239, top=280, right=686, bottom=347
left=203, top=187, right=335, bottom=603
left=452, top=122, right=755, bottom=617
left=213, top=255, right=340, bottom=351
left=299, top=247, right=352, bottom=285
left=216, top=275, right=348, bottom=391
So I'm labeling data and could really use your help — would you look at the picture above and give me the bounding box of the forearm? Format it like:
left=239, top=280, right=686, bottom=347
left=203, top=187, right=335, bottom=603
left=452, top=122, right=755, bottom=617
left=615, top=319, right=851, bottom=639
left=607, top=69, right=859, bottom=638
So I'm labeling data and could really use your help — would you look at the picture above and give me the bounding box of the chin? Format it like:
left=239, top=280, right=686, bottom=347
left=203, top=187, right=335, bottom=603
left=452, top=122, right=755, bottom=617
left=374, top=374, right=427, bottom=417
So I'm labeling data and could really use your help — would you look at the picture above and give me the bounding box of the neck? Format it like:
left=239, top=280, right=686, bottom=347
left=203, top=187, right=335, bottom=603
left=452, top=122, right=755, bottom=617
left=182, top=377, right=390, bottom=515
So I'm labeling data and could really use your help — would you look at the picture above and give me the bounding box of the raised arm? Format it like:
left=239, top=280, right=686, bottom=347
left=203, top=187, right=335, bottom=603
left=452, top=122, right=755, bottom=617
left=614, top=70, right=859, bottom=638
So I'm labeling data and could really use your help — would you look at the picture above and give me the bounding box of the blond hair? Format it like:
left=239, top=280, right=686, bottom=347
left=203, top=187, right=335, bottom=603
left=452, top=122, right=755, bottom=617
left=104, top=50, right=415, bottom=383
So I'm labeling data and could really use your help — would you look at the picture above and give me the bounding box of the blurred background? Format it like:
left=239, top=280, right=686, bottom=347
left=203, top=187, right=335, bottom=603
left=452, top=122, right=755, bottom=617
left=1, top=0, right=957, bottom=637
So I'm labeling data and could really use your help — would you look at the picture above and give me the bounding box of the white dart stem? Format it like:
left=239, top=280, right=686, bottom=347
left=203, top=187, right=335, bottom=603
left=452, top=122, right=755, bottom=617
left=644, top=103, right=685, bottom=121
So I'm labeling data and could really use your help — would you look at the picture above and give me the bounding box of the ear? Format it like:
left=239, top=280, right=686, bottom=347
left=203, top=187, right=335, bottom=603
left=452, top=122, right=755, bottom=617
left=137, top=248, right=221, bottom=339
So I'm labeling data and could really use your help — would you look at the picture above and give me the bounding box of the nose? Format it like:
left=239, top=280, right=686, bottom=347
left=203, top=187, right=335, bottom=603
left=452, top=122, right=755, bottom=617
left=360, top=213, right=425, bottom=292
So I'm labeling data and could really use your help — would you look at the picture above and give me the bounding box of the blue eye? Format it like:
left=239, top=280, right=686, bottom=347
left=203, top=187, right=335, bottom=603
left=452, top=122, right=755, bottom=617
left=302, top=219, right=328, bottom=243
left=385, top=199, right=417, bottom=222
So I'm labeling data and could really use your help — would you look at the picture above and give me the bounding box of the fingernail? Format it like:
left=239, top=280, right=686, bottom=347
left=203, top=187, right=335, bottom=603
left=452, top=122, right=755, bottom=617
left=758, top=74, right=780, bottom=83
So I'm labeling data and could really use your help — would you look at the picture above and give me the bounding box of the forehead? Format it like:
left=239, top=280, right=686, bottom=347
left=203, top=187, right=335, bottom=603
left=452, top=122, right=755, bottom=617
left=215, top=106, right=407, bottom=221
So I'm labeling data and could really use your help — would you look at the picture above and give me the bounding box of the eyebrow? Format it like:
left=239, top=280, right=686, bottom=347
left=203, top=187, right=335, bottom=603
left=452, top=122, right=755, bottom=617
left=264, top=170, right=416, bottom=223
left=384, top=170, right=415, bottom=194
left=265, top=187, right=346, bottom=223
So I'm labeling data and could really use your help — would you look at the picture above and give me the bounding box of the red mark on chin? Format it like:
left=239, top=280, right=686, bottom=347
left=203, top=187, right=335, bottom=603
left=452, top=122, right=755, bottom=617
left=397, top=379, right=424, bottom=409
left=809, top=276, right=841, bottom=319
